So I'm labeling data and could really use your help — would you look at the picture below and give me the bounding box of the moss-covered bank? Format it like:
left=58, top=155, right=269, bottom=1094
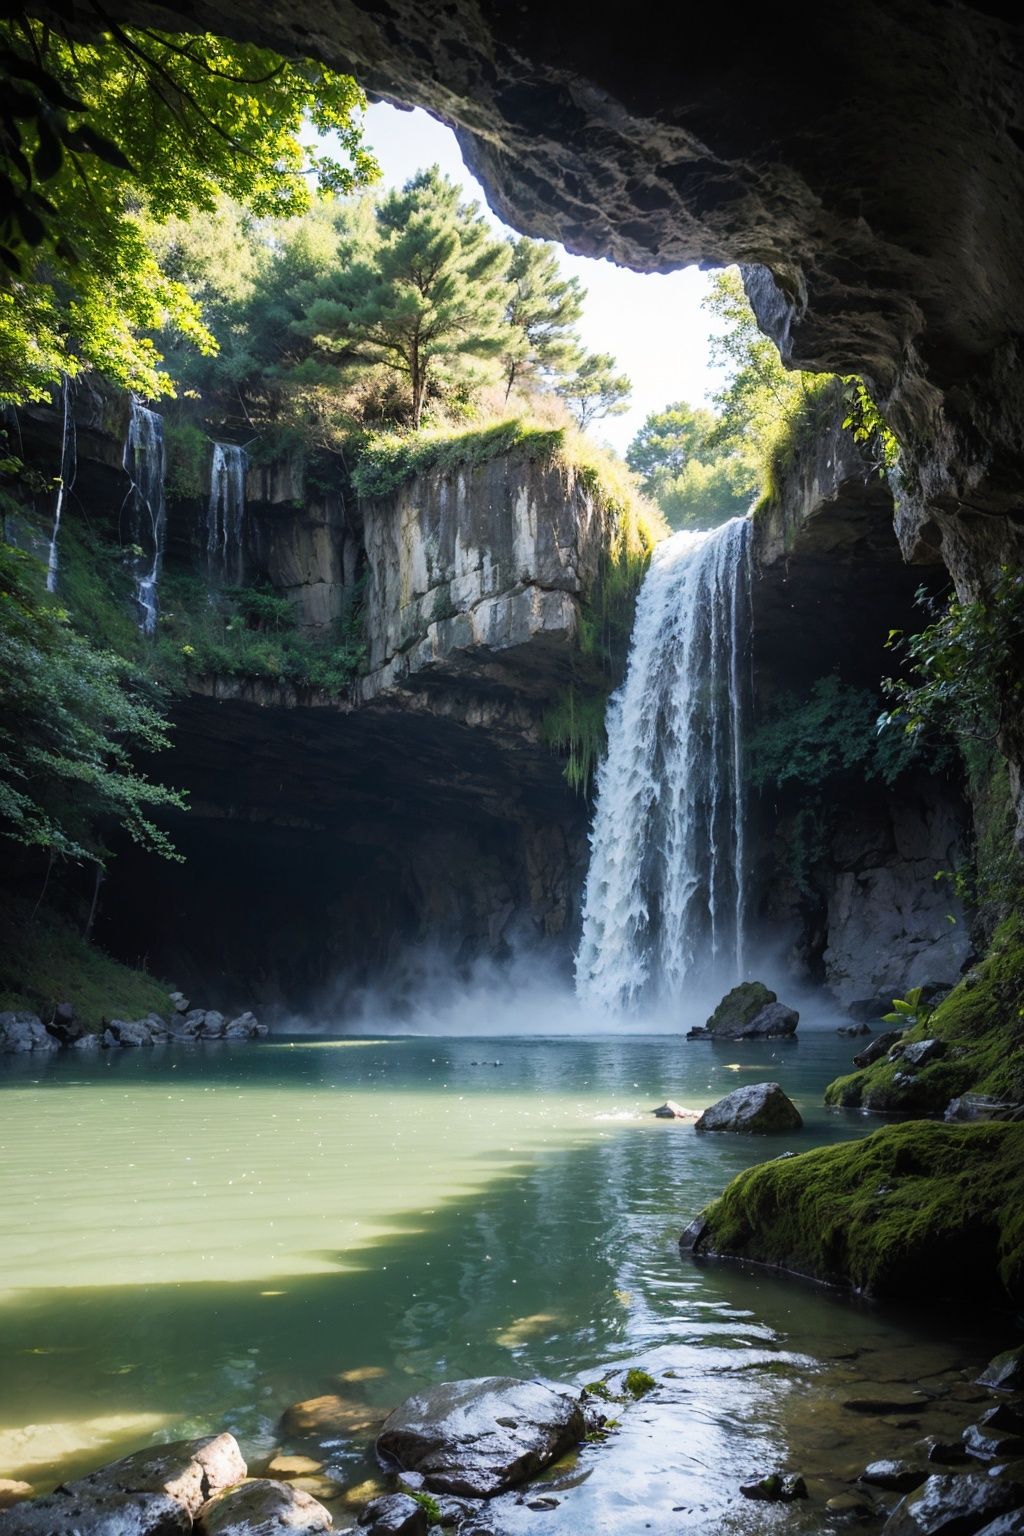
left=0, top=897, right=172, bottom=1029
left=686, top=1121, right=1024, bottom=1305
left=824, top=917, right=1024, bottom=1114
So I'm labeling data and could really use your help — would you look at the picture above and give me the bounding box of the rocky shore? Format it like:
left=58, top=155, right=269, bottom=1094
left=4, top=1343, right=1024, bottom=1535
left=0, top=997, right=267, bottom=1054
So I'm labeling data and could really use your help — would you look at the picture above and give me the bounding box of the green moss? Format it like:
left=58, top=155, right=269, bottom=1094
left=694, top=1120, right=1024, bottom=1304
left=155, top=567, right=367, bottom=694
left=0, top=895, right=171, bottom=1029
left=402, top=1489, right=441, bottom=1525
left=824, top=915, right=1024, bottom=1113
left=540, top=686, right=607, bottom=796
left=55, top=521, right=143, bottom=660
left=350, top=418, right=564, bottom=498
left=624, top=1369, right=656, bottom=1398
left=164, top=420, right=211, bottom=502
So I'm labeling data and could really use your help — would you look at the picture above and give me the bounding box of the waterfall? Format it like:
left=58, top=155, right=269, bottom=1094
left=122, top=401, right=167, bottom=635
left=45, top=376, right=76, bottom=593
left=575, top=517, right=752, bottom=1013
left=207, top=443, right=247, bottom=584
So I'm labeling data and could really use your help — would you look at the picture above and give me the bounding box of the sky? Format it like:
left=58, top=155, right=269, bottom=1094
left=353, top=102, right=728, bottom=455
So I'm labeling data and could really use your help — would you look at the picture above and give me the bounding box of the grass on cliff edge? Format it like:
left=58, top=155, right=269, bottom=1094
left=693, top=1120, right=1024, bottom=1305
left=0, top=896, right=172, bottom=1029
left=824, top=914, right=1024, bottom=1114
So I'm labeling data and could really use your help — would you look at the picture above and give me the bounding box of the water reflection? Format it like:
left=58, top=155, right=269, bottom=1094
left=0, top=1034, right=1001, bottom=1529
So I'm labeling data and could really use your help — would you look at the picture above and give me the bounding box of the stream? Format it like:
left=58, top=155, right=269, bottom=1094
left=0, top=1028, right=1001, bottom=1531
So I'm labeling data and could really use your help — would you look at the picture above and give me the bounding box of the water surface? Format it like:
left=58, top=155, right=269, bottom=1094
left=0, top=1031, right=999, bottom=1530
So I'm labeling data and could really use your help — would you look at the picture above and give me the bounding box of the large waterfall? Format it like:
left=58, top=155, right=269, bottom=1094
left=575, top=517, right=752, bottom=1013
left=45, top=376, right=76, bottom=593
left=122, top=401, right=167, bottom=635
left=207, top=443, right=247, bottom=584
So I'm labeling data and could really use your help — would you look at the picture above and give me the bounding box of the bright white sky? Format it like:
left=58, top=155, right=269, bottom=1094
left=352, top=102, right=728, bottom=455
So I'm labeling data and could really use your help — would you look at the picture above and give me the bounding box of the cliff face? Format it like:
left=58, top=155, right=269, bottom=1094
left=359, top=451, right=610, bottom=701
left=750, top=399, right=972, bottom=1010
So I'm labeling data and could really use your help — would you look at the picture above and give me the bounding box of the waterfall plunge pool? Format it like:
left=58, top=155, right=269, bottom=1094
left=0, top=1032, right=1000, bottom=1532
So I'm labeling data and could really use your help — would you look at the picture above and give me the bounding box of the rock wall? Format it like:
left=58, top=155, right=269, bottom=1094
left=359, top=450, right=610, bottom=700
left=750, top=399, right=973, bottom=1011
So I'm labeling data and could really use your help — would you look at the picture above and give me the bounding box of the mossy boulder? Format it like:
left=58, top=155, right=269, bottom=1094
left=682, top=1121, right=1024, bottom=1304
left=694, top=982, right=798, bottom=1040
left=825, top=917, right=1024, bottom=1116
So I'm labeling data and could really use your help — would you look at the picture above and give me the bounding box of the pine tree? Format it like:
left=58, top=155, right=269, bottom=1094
left=502, top=237, right=585, bottom=399
left=558, top=352, right=631, bottom=430
left=302, top=168, right=513, bottom=427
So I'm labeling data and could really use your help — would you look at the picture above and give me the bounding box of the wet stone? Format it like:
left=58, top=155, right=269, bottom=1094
left=265, top=1455, right=324, bottom=1478
left=881, top=1472, right=1024, bottom=1536
left=964, top=1424, right=1024, bottom=1462
left=830, top=1492, right=879, bottom=1515
left=844, top=1395, right=927, bottom=1415
left=280, top=1392, right=386, bottom=1440
left=974, top=1515, right=1024, bottom=1536
left=376, top=1376, right=586, bottom=1498
left=196, top=1477, right=332, bottom=1534
left=0, top=1490, right=191, bottom=1535
left=358, top=1493, right=429, bottom=1535
left=694, top=1082, right=803, bottom=1134
left=739, top=1473, right=808, bottom=1501
left=980, top=1349, right=1024, bottom=1393
left=861, top=1460, right=930, bottom=1492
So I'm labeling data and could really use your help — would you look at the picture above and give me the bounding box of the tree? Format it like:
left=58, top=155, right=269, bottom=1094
left=0, top=542, right=185, bottom=869
left=626, top=398, right=755, bottom=530
left=0, top=18, right=378, bottom=405
left=626, top=401, right=717, bottom=490
left=502, top=238, right=585, bottom=398
left=558, top=352, right=631, bottom=430
left=300, top=168, right=513, bottom=427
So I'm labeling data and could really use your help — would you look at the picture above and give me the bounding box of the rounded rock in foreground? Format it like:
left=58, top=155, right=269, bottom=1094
left=695, top=1082, right=803, bottom=1134
left=376, top=1376, right=586, bottom=1498
left=196, top=1478, right=332, bottom=1534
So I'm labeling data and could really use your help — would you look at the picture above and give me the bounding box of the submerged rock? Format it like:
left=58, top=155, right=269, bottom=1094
left=881, top=1473, right=1024, bottom=1536
left=376, top=1376, right=586, bottom=1497
left=0, top=1013, right=58, bottom=1053
left=695, top=1082, right=802, bottom=1134
left=689, top=983, right=799, bottom=1041
left=196, top=1478, right=332, bottom=1534
left=839, top=1023, right=873, bottom=1037
left=280, top=1392, right=385, bottom=1440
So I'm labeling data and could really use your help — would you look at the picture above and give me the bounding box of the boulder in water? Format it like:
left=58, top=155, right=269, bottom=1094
left=102, top=1017, right=168, bottom=1047
left=653, top=1100, right=695, bottom=1119
left=224, top=1012, right=260, bottom=1039
left=376, top=1376, right=586, bottom=1497
left=0, top=1013, right=58, bottom=1053
left=854, top=1029, right=904, bottom=1068
left=691, top=983, right=798, bottom=1040
left=196, top=1478, right=332, bottom=1534
left=280, top=1392, right=385, bottom=1440
left=695, top=1083, right=803, bottom=1134
left=739, top=1473, right=808, bottom=1501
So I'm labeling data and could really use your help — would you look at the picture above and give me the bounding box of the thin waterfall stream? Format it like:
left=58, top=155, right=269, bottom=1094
left=576, top=517, right=752, bottom=1012
left=45, top=376, right=76, bottom=593
left=207, top=442, right=247, bottom=583
left=122, top=400, right=167, bottom=635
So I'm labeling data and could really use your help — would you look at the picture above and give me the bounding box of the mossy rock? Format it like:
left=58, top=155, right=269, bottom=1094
left=824, top=917, right=1024, bottom=1116
left=684, top=1120, right=1024, bottom=1304
left=706, top=981, right=776, bottom=1035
